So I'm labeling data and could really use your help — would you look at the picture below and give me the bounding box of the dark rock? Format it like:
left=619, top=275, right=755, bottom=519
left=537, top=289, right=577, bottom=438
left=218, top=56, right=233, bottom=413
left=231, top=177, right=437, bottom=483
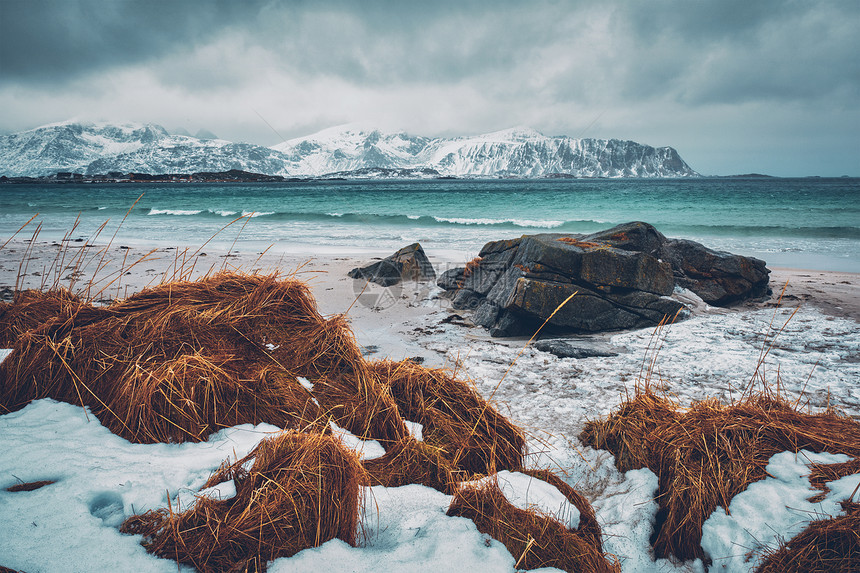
left=533, top=339, right=619, bottom=359
left=437, top=267, right=466, bottom=291
left=659, top=238, right=770, bottom=305
left=451, top=288, right=483, bottom=311
left=437, top=222, right=770, bottom=337
left=348, top=259, right=403, bottom=287
left=582, top=221, right=667, bottom=257
left=349, top=243, right=436, bottom=287
left=476, top=274, right=683, bottom=335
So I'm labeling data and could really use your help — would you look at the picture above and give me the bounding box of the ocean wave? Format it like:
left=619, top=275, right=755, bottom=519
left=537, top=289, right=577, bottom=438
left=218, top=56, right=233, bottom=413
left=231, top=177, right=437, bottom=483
left=134, top=209, right=574, bottom=228
left=433, top=216, right=565, bottom=228
left=147, top=208, right=203, bottom=216
left=134, top=208, right=860, bottom=239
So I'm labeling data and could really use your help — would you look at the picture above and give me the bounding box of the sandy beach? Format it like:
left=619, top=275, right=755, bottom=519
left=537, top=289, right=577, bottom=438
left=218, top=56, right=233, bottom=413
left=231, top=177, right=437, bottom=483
left=3, top=237, right=858, bottom=342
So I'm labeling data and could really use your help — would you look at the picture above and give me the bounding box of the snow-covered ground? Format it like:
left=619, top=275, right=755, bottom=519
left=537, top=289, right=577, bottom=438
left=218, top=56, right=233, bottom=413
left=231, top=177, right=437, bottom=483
left=2, top=285, right=859, bottom=572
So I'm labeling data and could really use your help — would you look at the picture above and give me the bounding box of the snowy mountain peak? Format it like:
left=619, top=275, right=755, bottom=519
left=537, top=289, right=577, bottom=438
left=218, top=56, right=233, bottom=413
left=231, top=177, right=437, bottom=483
left=474, top=126, right=546, bottom=143
left=0, top=120, right=699, bottom=178
left=27, top=120, right=169, bottom=139
left=280, top=123, right=378, bottom=147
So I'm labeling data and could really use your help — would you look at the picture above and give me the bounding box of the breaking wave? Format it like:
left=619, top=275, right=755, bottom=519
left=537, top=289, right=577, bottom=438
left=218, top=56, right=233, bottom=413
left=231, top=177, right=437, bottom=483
left=138, top=208, right=860, bottom=238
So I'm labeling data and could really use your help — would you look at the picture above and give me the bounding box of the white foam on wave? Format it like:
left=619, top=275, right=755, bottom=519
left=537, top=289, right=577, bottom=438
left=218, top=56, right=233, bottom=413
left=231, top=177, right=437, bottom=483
left=433, top=216, right=564, bottom=228
left=211, top=209, right=238, bottom=217
left=241, top=211, right=275, bottom=218
left=148, top=209, right=202, bottom=216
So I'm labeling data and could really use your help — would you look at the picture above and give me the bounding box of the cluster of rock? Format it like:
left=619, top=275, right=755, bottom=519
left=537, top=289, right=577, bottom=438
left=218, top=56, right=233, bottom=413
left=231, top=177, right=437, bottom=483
left=436, top=222, right=770, bottom=336
left=346, top=223, right=770, bottom=337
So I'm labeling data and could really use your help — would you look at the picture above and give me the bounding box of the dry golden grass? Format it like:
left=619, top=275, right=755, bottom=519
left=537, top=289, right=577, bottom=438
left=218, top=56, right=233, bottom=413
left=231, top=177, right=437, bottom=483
left=120, top=431, right=364, bottom=573
left=447, top=477, right=620, bottom=573
left=754, top=500, right=860, bottom=572
left=0, top=273, right=335, bottom=439
left=580, top=385, right=860, bottom=562
left=362, top=436, right=456, bottom=492
left=519, top=468, right=605, bottom=555
left=369, top=359, right=525, bottom=477
left=463, top=255, right=483, bottom=278
left=5, top=479, right=56, bottom=492
left=809, top=457, right=860, bottom=502
left=0, top=288, right=94, bottom=347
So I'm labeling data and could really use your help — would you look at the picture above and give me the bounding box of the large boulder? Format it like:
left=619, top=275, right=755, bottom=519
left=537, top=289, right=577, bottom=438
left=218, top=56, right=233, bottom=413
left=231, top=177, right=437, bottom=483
left=349, top=243, right=436, bottom=287
left=659, top=238, right=770, bottom=306
left=438, top=222, right=770, bottom=336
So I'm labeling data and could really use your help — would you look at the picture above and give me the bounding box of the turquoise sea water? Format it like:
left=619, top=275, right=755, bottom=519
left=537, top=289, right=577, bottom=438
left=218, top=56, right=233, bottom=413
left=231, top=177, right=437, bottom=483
left=2, top=178, right=858, bottom=271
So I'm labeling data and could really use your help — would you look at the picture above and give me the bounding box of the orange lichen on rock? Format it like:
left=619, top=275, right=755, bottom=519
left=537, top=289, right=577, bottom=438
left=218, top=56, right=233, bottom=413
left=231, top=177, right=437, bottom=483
left=556, top=237, right=603, bottom=249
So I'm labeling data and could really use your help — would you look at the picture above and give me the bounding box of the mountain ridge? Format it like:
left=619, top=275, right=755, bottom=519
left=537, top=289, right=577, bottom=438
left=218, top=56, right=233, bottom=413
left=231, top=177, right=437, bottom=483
left=0, top=121, right=699, bottom=178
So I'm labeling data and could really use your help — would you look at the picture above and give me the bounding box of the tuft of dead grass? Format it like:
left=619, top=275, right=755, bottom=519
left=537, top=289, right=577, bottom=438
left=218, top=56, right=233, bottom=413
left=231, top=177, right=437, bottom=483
left=0, top=273, right=409, bottom=443
left=362, top=436, right=456, bottom=492
left=0, top=288, right=95, bottom=348
left=755, top=501, right=860, bottom=572
left=120, top=431, right=363, bottom=573
left=580, top=386, right=860, bottom=562
left=369, top=359, right=525, bottom=477
left=447, top=476, right=620, bottom=573
left=463, top=256, right=483, bottom=278
left=808, top=457, right=860, bottom=502
left=519, top=468, right=605, bottom=555
left=5, top=480, right=56, bottom=492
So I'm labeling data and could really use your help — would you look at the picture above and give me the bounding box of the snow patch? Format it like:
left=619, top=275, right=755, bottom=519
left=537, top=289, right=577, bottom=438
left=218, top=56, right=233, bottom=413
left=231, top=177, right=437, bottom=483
left=328, top=421, right=386, bottom=461
left=462, top=470, right=581, bottom=530
left=701, top=449, right=857, bottom=571
left=403, top=420, right=424, bottom=441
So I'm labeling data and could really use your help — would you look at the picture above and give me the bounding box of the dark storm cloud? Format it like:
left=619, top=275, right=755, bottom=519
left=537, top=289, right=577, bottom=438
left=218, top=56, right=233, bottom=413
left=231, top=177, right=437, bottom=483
left=0, top=0, right=267, bottom=84
left=612, top=0, right=860, bottom=104
left=0, top=0, right=857, bottom=175
left=4, top=0, right=857, bottom=106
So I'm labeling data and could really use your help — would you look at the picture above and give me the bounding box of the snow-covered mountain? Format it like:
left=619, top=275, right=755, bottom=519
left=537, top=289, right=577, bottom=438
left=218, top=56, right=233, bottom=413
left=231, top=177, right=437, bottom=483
left=272, top=124, right=698, bottom=178
left=0, top=121, right=294, bottom=178
left=0, top=121, right=699, bottom=178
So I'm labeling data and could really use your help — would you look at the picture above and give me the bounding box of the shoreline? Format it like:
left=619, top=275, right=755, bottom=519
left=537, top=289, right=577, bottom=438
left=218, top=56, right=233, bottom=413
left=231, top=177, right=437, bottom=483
left=2, top=239, right=859, bottom=320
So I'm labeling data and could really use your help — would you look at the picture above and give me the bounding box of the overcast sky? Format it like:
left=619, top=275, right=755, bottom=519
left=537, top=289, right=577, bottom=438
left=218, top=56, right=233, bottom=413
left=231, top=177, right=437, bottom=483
left=1, top=0, right=858, bottom=176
